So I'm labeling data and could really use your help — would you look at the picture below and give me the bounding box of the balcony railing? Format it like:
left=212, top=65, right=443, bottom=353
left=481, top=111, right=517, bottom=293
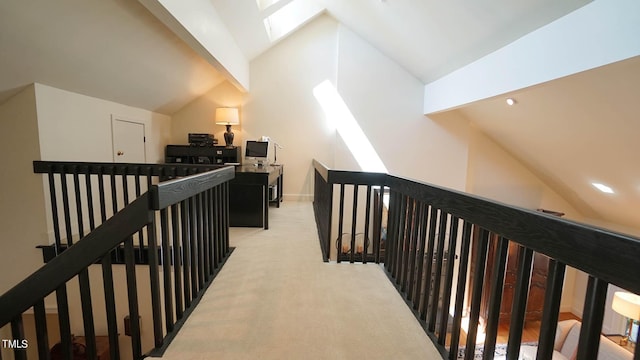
left=0, top=161, right=235, bottom=359
left=313, top=159, right=640, bottom=360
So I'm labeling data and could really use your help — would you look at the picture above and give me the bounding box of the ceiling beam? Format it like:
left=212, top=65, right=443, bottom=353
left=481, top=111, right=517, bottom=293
left=139, top=0, right=250, bottom=92
left=423, top=0, right=640, bottom=114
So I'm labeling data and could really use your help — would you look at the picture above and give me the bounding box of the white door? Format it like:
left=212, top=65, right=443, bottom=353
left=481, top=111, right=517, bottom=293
left=111, top=117, right=146, bottom=163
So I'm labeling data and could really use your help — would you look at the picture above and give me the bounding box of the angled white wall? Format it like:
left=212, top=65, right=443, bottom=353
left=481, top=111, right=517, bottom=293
left=139, top=0, right=250, bottom=91
left=336, top=24, right=469, bottom=190
left=424, top=0, right=640, bottom=114
left=242, top=15, right=339, bottom=199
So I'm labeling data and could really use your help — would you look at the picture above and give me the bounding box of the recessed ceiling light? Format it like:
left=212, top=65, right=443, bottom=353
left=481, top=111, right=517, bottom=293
left=506, top=98, right=516, bottom=106
left=592, top=182, right=614, bottom=194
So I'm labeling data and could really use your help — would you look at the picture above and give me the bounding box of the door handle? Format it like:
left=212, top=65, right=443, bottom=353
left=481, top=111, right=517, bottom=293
left=117, top=151, right=124, bottom=156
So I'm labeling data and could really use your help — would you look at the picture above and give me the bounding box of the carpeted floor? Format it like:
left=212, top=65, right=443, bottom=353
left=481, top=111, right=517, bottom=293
left=159, top=201, right=440, bottom=359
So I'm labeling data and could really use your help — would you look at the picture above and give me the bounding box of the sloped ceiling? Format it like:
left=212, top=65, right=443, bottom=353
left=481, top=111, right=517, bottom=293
left=212, top=0, right=591, bottom=82
left=456, top=56, right=640, bottom=230
left=4, top=0, right=635, bottom=232
left=0, top=0, right=225, bottom=114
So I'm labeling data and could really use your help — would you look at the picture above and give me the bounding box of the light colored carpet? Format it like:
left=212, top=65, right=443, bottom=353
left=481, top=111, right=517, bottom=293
left=160, top=201, right=439, bottom=360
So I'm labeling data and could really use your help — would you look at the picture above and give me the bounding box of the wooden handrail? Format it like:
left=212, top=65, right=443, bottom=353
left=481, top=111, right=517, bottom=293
left=313, top=162, right=640, bottom=294
left=150, top=166, right=234, bottom=210
left=33, top=160, right=225, bottom=176
left=0, top=194, right=151, bottom=327
left=313, top=159, right=640, bottom=359
left=1, top=163, right=235, bottom=359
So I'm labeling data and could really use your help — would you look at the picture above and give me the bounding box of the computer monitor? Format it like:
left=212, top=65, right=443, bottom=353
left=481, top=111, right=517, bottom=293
left=245, top=141, right=269, bottom=166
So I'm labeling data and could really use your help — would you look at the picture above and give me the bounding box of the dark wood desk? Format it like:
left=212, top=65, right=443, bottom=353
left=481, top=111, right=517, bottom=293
left=229, top=165, right=283, bottom=229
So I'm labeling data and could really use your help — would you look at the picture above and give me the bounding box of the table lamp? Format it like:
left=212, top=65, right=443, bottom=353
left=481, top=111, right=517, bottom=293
left=215, top=107, right=240, bottom=148
left=612, top=291, right=640, bottom=345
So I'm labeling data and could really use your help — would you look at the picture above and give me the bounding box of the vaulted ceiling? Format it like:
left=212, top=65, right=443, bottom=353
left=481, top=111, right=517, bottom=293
left=0, top=0, right=590, bottom=113
left=1, top=0, right=638, bottom=233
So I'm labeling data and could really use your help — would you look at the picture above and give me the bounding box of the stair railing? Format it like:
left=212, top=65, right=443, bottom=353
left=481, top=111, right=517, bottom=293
left=0, top=163, right=234, bottom=359
left=313, top=159, right=640, bottom=360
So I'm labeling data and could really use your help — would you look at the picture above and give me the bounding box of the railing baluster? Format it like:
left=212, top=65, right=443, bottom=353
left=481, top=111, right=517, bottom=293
left=350, top=184, right=358, bottom=263
left=373, top=188, right=384, bottom=264
left=201, top=191, right=209, bottom=280
left=136, top=168, right=145, bottom=263
left=33, top=299, right=50, bottom=359
left=109, top=167, right=120, bottom=262
left=72, top=165, right=98, bottom=359
left=420, top=207, right=438, bottom=320
left=448, top=221, right=473, bottom=360
left=483, top=236, right=510, bottom=359
left=438, top=216, right=459, bottom=345
left=393, top=195, right=408, bottom=282
left=536, top=259, right=566, bottom=359
left=212, top=186, right=220, bottom=270
left=98, top=166, right=107, bottom=223
left=413, top=202, right=428, bottom=312
left=205, top=189, right=212, bottom=277
left=72, top=166, right=85, bottom=238
left=47, top=170, right=63, bottom=254
left=124, top=236, right=142, bottom=359
left=224, top=181, right=230, bottom=255
left=506, top=246, right=534, bottom=360
left=428, top=211, right=448, bottom=332
left=56, top=285, right=73, bottom=360
left=10, top=315, right=26, bottom=360
left=189, top=196, right=198, bottom=297
left=196, top=193, right=205, bottom=289
left=576, top=276, right=608, bottom=360
left=337, top=184, right=345, bottom=262
left=407, top=200, right=423, bottom=304
left=464, top=227, right=490, bottom=360
left=171, top=203, right=184, bottom=320
left=181, top=200, right=192, bottom=306
left=160, top=207, right=175, bottom=335
left=362, top=185, right=372, bottom=263
left=405, top=199, right=418, bottom=292
left=101, top=255, right=120, bottom=360
left=148, top=217, right=164, bottom=349
left=85, top=170, right=96, bottom=231
left=78, top=269, right=97, bottom=359
left=60, top=166, right=73, bottom=246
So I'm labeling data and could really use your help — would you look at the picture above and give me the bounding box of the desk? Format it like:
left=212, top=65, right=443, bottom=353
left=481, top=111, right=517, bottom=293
left=229, top=165, right=283, bottom=229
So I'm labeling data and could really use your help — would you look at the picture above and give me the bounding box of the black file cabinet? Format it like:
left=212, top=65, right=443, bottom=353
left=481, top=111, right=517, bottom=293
left=165, top=145, right=241, bottom=165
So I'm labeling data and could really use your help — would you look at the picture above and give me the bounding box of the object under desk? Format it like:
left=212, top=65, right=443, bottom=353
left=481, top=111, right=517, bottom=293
left=229, top=164, right=283, bottom=229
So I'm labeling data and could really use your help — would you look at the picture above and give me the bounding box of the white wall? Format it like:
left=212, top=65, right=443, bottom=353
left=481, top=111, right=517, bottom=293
left=0, top=85, right=49, bottom=294
left=336, top=25, right=469, bottom=191
left=35, top=83, right=171, bottom=163
left=170, top=81, right=246, bottom=146
left=242, top=15, right=339, bottom=200
left=465, top=123, right=584, bottom=221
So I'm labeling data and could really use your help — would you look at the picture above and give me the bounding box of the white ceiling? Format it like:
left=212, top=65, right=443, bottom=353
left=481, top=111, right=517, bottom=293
left=456, top=56, right=640, bottom=230
left=212, top=0, right=591, bottom=83
left=3, top=0, right=637, bottom=232
left=0, top=0, right=225, bottom=114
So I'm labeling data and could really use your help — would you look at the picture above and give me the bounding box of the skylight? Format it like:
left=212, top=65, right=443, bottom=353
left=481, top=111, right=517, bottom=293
left=263, top=0, right=323, bottom=42
left=592, top=182, right=614, bottom=194
left=256, top=0, right=284, bottom=11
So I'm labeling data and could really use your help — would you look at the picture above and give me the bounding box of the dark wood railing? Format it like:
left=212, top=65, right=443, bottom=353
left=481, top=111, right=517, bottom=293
left=0, top=161, right=234, bottom=359
left=313, top=160, right=640, bottom=360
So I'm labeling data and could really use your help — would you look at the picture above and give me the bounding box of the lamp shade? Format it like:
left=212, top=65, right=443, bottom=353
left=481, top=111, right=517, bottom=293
left=612, top=291, right=640, bottom=320
left=215, top=107, right=239, bottom=125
